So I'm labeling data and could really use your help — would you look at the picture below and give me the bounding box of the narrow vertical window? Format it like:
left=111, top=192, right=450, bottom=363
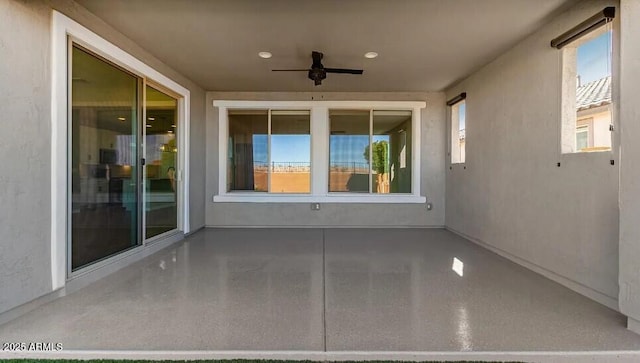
left=554, top=7, right=615, bottom=154
left=450, top=99, right=466, bottom=164
left=573, top=29, right=612, bottom=152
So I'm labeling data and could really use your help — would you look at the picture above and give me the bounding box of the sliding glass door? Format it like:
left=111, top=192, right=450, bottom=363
left=70, top=45, right=141, bottom=271
left=144, top=85, right=178, bottom=239
left=69, top=44, right=181, bottom=272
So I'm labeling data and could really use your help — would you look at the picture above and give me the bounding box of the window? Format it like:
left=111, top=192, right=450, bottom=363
left=271, top=111, right=312, bottom=193
left=214, top=101, right=425, bottom=203
left=450, top=100, right=466, bottom=164
left=227, top=110, right=311, bottom=193
left=372, top=110, right=412, bottom=194
left=329, top=110, right=412, bottom=194
left=576, top=124, right=590, bottom=151
left=558, top=11, right=614, bottom=154
left=329, top=110, right=369, bottom=192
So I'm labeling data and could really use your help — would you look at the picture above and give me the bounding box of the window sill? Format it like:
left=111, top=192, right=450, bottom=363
left=213, top=194, right=427, bottom=204
left=561, top=149, right=612, bottom=155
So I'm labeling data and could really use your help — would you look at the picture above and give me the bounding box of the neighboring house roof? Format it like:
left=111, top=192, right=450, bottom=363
left=576, top=76, right=611, bottom=111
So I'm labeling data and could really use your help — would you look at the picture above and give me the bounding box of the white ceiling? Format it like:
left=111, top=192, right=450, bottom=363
left=77, top=0, right=576, bottom=92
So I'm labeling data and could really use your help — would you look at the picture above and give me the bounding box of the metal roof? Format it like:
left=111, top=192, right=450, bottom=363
left=576, top=76, right=611, bottom=111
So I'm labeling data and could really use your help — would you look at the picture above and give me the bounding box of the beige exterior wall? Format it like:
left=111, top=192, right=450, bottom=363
left=206, top=92, right=446, bottom=227
left=618, top=0, right=640, bottom=333
left=0, top=0, right=206, bottom=315
left=445, top=0, right=620, bottom=308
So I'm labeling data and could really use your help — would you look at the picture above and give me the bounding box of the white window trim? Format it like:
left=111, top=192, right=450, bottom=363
left=213, top=100, right=426, bottom=203
left=51, top=11, right=191, bottom=290
left=450, top=100, right=466, bottom=164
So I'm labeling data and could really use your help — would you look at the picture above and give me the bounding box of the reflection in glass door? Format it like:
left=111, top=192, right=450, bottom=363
left=70, top=45, right=140, bottom=270
left=144, top=86, right=178, bottom=239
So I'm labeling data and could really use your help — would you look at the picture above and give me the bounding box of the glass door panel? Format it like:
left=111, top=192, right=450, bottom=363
left=70, top=45, right=140, bottom=271
left=144, top=85, right=178, bottom=239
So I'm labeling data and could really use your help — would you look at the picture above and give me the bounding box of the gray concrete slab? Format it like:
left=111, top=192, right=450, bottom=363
left=324, top=228, right=640, bottom=351
left=0, top=228, right=639, bottom=352
left=0, top=228, right=324, bottom=350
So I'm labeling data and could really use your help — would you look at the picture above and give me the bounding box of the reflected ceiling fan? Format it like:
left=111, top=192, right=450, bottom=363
left=272, top=51, right=363, bottom=86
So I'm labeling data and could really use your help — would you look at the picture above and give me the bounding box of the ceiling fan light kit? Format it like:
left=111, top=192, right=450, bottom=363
left=272, top=51, right=363, bottom=86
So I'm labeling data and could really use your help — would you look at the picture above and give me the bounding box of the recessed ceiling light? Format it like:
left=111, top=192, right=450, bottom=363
left=148, top=117, right=155, bottom=121
left=258, top=51, right=272, bottom=59
left=364, top=52, right=378, bottom=59
left=117, top=117, right=126, bottom=121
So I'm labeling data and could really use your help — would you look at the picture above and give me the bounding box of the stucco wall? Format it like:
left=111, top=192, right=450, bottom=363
left=445, top=0, right=620, bottom=306
left=618, top=0, right=640, bottom=332
left=0, top=0, right=206, bottom=314
left=206, top=92, right=446, bottom=227
left=0, top=0, right=53, bottom=316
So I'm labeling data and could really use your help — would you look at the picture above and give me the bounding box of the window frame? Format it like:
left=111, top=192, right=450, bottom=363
left=576, top=123, right=591, bottom=151
left=558, top=16, right=616, bottom=155
left=449, top=100, right=466, bottom=165
left=227, top=109, right=312, bottom=194
left=213, top=100, right=426, bottom=203
left=52, top=11, right=191, bottom=288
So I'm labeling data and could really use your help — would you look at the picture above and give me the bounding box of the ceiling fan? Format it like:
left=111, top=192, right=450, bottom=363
left=272, top=51, right=363, bottom=86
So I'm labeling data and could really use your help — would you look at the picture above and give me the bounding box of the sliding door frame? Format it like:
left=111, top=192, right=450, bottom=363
left=52, top=11, right=190, bottom=287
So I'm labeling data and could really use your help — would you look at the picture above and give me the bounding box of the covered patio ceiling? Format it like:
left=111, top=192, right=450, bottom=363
left=77, top=0, right=578, bottom=92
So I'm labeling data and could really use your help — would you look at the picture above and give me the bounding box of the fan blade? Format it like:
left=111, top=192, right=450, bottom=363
left=325, top=68, right=364, bottom=74
left=272, top=69, right=311, bottom=72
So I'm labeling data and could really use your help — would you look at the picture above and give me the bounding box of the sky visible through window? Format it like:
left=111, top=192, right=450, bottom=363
left=577, top=30, right=612, bottom=84
left=250, top=134, right=394, bottom=166
left=459, top=102, right=466, bottom=131
left=271, top=135, right=310, bottom=163
left=328, top=135, right=389, bottom=165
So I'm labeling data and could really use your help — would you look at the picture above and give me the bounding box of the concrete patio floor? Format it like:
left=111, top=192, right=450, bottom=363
left=1, top=228, right=639, bottom=355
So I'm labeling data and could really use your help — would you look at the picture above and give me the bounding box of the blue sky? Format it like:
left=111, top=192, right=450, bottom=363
left=330, top=136, right=367, bottom=164
left=252, top=135, right=312, bottom=164
left=271, top=135, right=310, bottom=163
left=577, top=31, right=612, bottom=84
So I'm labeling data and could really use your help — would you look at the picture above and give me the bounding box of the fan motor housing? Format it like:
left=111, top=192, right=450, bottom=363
left=308, top=68, right=327, bottom=85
